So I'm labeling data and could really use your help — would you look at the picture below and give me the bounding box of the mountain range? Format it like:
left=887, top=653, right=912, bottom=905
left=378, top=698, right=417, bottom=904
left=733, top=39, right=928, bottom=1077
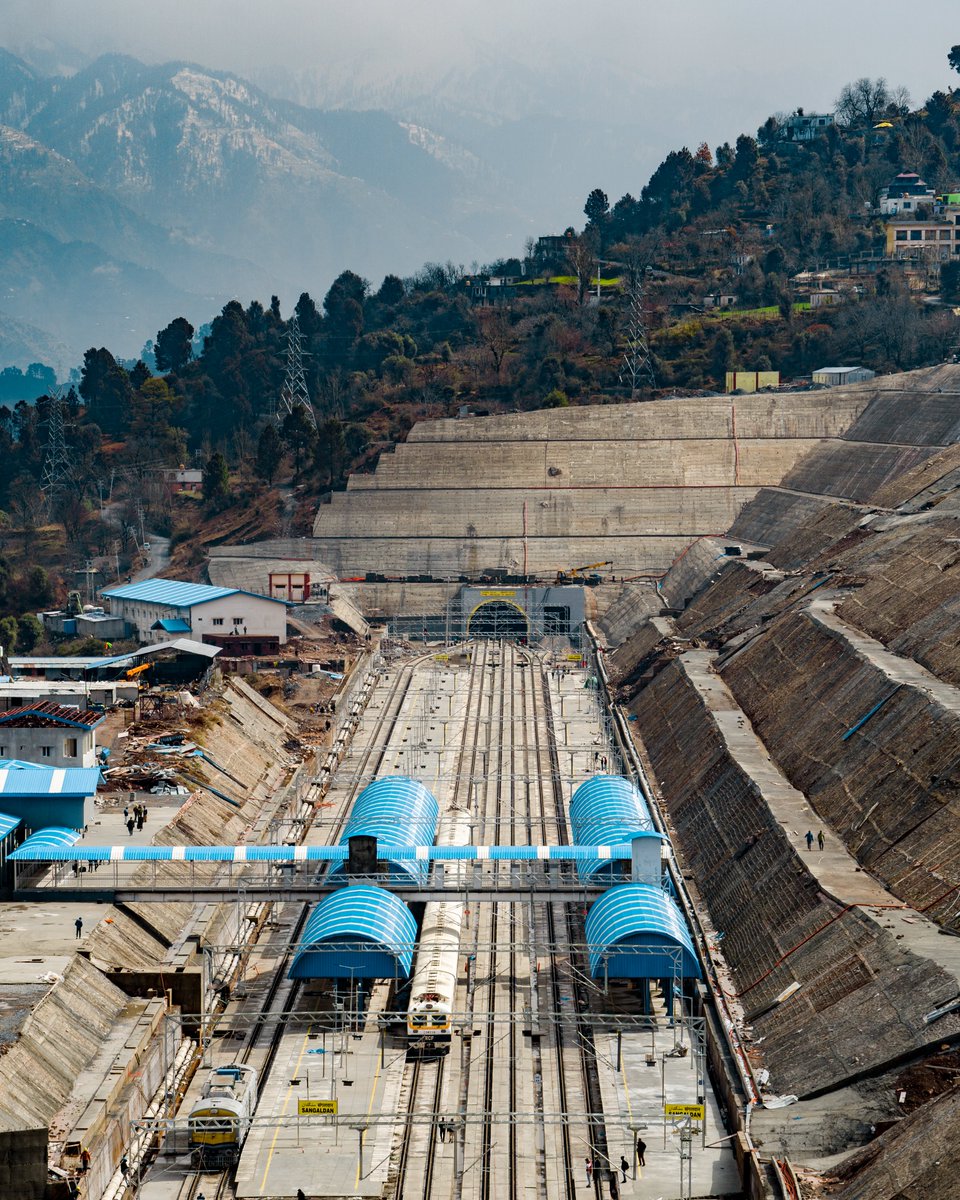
left=0, top=49, right=545, bottom=368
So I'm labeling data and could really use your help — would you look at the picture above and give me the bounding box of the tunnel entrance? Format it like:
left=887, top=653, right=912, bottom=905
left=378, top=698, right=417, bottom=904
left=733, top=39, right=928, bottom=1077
left=467, top=600, right=530, bottom=641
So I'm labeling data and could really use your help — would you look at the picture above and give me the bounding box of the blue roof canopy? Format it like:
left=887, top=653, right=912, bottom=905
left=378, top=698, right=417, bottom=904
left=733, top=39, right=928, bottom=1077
left=328, top=777, right=439, bottom=884
left=289, top=886, right=417, bottom=980
left=569, top=775, right=654, bottom=882
left=586, top=884, right=700, bottom=981
left=0, top=762, right=101, bottom=798
left=0, top=811, right=21, bottom=840
left=15, top=828, right=81, bottom=854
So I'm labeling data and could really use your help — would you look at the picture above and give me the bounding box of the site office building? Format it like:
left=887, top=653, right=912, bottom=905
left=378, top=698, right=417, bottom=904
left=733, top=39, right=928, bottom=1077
left=101, top=580, right=289, bottom=655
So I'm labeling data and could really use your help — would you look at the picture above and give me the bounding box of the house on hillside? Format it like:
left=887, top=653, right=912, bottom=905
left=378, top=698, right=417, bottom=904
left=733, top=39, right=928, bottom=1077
left=885, top=218, right=958, bottom=260
left=780, top=110, right=835, bottom=142
left=879, top=172, right=936, bottom=215
left=101, top=579, right=289, bottom=654
left=162, top=467, right=203, bottom=495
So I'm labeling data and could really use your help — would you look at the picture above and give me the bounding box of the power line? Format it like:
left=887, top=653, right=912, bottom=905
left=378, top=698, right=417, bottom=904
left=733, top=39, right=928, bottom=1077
left=40, top=386, right=73, bottom=510
left=619, top=281, right=657, bottom=399
left=276, top=314, right=317, bottom=430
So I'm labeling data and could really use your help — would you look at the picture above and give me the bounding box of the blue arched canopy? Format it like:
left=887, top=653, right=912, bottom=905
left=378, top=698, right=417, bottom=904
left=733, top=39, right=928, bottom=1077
left=569, top=775, right=654, bottom=882
left=289, top=885, right=417, bottom=980
left=328, top=777, right=439, bottom=884
left=585, top=884, right=700, bottom=980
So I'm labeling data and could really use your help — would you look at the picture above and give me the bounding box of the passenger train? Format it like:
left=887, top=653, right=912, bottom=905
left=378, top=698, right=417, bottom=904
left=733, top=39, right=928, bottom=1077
left=406, top=897, right=464, bottom=1055
left=188, top=1063, right=258, bottom=1167
left=406, top=796, right=472, bottom=1056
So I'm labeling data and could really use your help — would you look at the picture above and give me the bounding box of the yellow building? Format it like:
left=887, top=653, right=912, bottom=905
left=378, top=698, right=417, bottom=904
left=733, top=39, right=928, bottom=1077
left=725, top=370, right=780, bottom=394
left=886, top=219, right=959, bottom=259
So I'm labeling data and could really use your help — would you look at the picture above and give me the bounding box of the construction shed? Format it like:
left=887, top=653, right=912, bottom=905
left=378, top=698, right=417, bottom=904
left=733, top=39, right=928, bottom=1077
left=0, top=761, right=100, bottom=830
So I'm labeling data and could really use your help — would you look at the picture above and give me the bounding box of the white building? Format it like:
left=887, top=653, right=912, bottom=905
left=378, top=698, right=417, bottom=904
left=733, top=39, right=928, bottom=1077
left=0, top=701, right=103, bottom=768
left=101, top=579, right=289, bottom=653
left=812, top=366, right=876, bottom=387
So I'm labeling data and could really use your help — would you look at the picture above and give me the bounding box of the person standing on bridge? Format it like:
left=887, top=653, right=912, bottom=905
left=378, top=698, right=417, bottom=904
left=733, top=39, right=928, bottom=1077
left=74, top=917, right=83, bottom=939
left=636, top=1135, right=646, bottom=1166
left=817, top=829, right=825, bottom=851
left=620, top=1155, right=630, bottom=1182
left=584, top=1157, right=593, bottom=1186
left=805, top=830, right=814, bottom=851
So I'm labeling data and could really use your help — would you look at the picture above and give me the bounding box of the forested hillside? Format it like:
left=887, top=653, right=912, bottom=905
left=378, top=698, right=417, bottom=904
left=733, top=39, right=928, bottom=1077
left=4, top=59, right=960, bottom=647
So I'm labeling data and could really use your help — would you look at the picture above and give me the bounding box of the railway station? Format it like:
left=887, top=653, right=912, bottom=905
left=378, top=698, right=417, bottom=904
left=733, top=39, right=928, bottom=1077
left=1, top=372, right=959, bottom=1200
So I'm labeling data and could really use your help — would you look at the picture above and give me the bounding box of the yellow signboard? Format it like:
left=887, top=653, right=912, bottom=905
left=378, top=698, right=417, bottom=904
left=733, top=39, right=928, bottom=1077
left=479, top=590, right=516, bottom=598
left=298, top=1099, right=338, bottom=1115
left=664, top=1103, right=705, bottom=1119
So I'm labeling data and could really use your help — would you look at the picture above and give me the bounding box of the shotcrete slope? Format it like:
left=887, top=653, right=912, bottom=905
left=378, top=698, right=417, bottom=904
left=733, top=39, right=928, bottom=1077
left=612, top=366, right=960, bottom=1195
left=312, top=388, right=873, bottom=577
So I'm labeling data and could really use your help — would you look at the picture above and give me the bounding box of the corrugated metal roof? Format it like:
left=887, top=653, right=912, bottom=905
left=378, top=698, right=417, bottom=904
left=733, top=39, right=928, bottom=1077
left=102, top=579, right=239, bottom=607
left=289, top=886, right=417, bottom=980
left=0, top=762, right=101, bottom=797
left=0, top=701, right=104, bottom=730
left=96, top=638, right=221, bottom=667
left=329, top=777, right=439, bottom=885
left=15, top=827, right=81, bottom=852
left=569, top=775, right=654, bottom=882
left=0, top=811, right=20, bottom=840
left=153, top=618, right=192, bottom=633
left=585, top=884, right=700, bottom=980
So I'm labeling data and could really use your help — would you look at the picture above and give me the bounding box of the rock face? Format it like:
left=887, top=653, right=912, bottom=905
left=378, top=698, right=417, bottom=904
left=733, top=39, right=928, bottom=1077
left=609, top=364, right=960, bottom=1196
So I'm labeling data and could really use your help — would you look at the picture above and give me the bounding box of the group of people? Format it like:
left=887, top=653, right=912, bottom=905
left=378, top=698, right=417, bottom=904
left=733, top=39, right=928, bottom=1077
left=436, top=1117, right=457, bottom=1142
left=584, top=1137, right=646, bottom=1189
left=593, top=751, right=610, bottom=771
left=804, top=829, right=825, bottom=852
left=123, top=802, right=149, bottom=836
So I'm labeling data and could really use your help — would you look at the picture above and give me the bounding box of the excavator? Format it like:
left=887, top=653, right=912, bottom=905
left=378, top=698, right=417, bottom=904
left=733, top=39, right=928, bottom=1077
left=555, top=561, right=612, bottom=586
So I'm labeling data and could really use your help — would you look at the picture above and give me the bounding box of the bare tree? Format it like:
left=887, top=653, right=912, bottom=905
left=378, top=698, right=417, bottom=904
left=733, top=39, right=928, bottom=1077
left=565, top=231, right=599, bottom=306
left=835, top=77, right=891, bottom=126
left=475, top=308, right=513, bottom=381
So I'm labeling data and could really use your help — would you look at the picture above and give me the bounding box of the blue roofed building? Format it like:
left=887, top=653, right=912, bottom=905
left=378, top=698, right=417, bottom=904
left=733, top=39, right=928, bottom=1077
left=101, top=578, right=289, bottom=653
left=0, top=759, right=101, bottom=830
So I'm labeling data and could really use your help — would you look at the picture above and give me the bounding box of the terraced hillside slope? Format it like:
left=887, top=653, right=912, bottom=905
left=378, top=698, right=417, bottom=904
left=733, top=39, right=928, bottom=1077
left=606, top=363, right=960, bottom=1198
left=312, top=388, right=880, bottom=578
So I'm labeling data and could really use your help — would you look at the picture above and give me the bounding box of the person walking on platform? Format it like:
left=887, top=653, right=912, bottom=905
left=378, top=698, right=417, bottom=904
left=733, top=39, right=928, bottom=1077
left=620, top=1155, right=630, bottom=1182
left=804, top=830, right=814, bottom=851
left=584, top=1156, right=593, bottom=1186
left=127, top=817, right=135, bottom=836
left=817, top=829, right=825, bottom=851
left=74, top=917, right=83, bottom=939
left=636, top=1136, right=647, bottom=1166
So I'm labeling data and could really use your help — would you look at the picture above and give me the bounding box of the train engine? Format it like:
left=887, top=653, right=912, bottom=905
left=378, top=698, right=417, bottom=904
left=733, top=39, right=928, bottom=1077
left=407, top=900, right=463, bottom=1057
left=188, top=1063, right=258, bottom=1167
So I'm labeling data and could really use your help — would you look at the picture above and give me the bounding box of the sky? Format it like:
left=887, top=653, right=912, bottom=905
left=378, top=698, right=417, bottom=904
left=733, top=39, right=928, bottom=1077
left=5, top=0, right=959, bottom=158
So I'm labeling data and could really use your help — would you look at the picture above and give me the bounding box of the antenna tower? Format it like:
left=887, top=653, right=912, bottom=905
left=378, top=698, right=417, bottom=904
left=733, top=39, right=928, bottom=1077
left=41, top=386, right=72, bottom=510
left=619, top=281, right=657, bottom=399
left=276, top=315, right=317, bottom=430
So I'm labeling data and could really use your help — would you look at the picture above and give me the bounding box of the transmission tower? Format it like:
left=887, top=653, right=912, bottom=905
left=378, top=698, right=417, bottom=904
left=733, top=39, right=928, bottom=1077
left=276, top=315, right=317, bottom=430
left=40, top=386, right=72, bottom=510
left=619, top=281, right=657, bottom=399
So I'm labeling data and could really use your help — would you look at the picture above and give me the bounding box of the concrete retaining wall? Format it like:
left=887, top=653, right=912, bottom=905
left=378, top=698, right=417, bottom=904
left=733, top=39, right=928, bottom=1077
left=631, top=657, right=960, bottom=1097
left=722, top=605, right=960, bottom=925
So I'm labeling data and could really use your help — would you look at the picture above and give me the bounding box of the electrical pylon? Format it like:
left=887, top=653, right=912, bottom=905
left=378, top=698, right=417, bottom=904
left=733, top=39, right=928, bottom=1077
left=276, top=315, right=317, bottom=430
left=40, top=386, right=72, bottom=510
left=619, top=282, right=657, bottom=398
